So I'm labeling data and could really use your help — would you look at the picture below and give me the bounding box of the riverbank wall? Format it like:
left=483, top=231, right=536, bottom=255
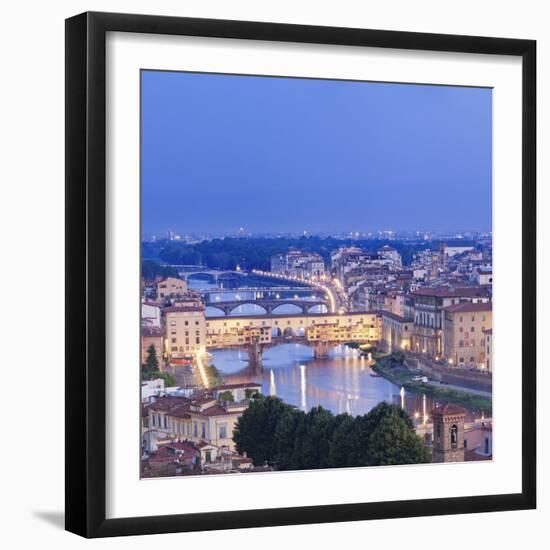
left=405, top=355, right=492, bottom=393
left=372, top=355, right=492, bottom=413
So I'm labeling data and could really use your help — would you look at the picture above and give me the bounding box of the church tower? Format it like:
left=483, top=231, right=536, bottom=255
left=431, top=403, right=466, bottom=463
left=439, top=242, right=446, bottom=270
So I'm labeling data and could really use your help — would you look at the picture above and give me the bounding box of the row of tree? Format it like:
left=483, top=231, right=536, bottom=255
left=233, top=396, right=431, bottom=470
left=144, top=236, right=455, bottom=271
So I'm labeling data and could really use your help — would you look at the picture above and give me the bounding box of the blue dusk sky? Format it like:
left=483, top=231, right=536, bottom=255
left=141, top=70, right=492, bottom=236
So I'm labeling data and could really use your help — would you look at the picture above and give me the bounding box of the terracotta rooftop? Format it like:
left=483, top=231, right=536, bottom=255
left=430, top=402, right=467, bottom=416
left=141, top=325, right=162, bottom=337
left=443, top=302, right=492, bottom=313
left=163, top=306, right=205, bottom=313
left=379, top=311, right=412, bottom=323
left=213, top=382, right=262, bottom=391
left=412, top=286, right=491, bottom=299
left=199, top=405, right=233, bottom=416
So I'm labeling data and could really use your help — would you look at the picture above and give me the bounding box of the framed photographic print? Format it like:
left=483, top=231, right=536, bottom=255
left=65, top=11, right=536, bottom=538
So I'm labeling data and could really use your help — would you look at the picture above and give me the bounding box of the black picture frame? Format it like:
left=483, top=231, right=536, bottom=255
left=65, top=11, right=536, bottom=538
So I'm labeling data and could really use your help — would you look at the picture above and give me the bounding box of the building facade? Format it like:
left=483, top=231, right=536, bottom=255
left=441, top=302, right=492, bottom=367
left=380, top=311, right=413, bottom=352
left=164, top=305, right=207, bottom=358
left=270, top=250, right=325, bottom=280
left=410, top=286, right=491, bottom=358
left=157, top=277, right=188, bottom=300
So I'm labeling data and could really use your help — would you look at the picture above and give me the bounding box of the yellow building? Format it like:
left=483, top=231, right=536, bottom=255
left=206, top=323, right=272, bottom=349
left=157, top=277, right=187, bottom=299
left=380, top=311, right=413, bottom=352
left=147, top=395, right=248, bottom=452
left=141, top=325, right=163, bottom=365
left=483, top=328, right=493, bottom=372
left=164, top=305, right=206, bottom=358
left=442, top=302, right=492, bottom=367
left=205, top=312, right=380, bottom=348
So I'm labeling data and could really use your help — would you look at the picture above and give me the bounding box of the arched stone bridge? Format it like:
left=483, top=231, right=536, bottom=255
left=170, top=266, right=245, bottom=282
left=205, top=298, right=329, bottom=316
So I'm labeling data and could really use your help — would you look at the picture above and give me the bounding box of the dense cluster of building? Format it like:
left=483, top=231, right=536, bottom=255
left=329, top=241, right=493, bottom=371
left=141, top=380, right=264, bottom=477
left=140, top=238, right=493, bottom=475
left=271, top=250, right=325, bottom=280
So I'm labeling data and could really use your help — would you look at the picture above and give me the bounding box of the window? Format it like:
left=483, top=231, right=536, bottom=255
left=450, top=424, right=458, bottom=449
left=171, top=337, right=176, bottom=344
left=470, top=326, right=475, bottom=332
left=201, top=423, right=206, bottom=438
left=219, top=424, right=227, bottom=439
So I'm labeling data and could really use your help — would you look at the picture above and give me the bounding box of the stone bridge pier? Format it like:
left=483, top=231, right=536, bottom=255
left=247, top=339, right=264, bottom=373
left=312, top=341, right=334, bottom=359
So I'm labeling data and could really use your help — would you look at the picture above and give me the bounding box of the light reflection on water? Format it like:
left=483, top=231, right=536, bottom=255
left=211, top=343, right=479, bottom=420
left=212, top=344, right=396, bottom=416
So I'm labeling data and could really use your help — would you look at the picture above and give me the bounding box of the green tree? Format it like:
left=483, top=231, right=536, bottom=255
left=292, top=406, right=338, bottom=470
left=156, top=371, right=177, bottom=387
left=245, top=388, right=260, bottom=400
left=142, top=344, right=160, bottom=380
left=272, top=408, right=303, bottom=470
left=233, top=395, right=295, bottom=466
left=328, top=414, right=363, bottom=468
left=366, top=414, right=431, bottom=466
left=218, top=390, right=235, bottom=402
left=145, top=344, right=159, bottom=371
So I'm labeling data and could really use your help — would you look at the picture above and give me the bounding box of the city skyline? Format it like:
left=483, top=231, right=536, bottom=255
left=141, top=71, right=492, bottom=236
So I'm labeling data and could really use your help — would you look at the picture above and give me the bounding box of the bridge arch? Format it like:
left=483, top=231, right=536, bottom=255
left=282, top=326, right=295, bottom=339
left=205, top=305, right=227, bottom=316
left=227, top=302, right=268, bottom=316
left=185, top=272, right=217, bottom=283
left=271, top=303, right=304, bottom=315
left=307, top=303, right=328, bottom=314
left=271, top=327, right=282, bottom=338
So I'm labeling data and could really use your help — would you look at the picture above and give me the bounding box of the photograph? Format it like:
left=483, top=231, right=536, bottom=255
left=139, top=70, right=494, bottom=478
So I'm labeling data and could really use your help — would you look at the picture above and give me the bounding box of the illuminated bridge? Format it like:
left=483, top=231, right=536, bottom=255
left=205, top=311, right=381, bottom=370
left=204, top=298, right=329, bottom=316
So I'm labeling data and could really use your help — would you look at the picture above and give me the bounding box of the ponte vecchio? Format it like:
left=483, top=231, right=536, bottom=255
left=205, top=311, right=381, bottom=369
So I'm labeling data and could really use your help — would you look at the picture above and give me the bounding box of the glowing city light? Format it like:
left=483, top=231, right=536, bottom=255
left=300, top=365, right=307, bottom=411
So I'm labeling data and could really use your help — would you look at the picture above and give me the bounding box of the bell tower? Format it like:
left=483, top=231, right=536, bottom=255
left=431, top=403, right=466, bottom=463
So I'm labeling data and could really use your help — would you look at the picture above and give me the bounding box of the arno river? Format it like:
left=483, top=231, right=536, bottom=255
left=188, top=277, right=480, bottom=421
